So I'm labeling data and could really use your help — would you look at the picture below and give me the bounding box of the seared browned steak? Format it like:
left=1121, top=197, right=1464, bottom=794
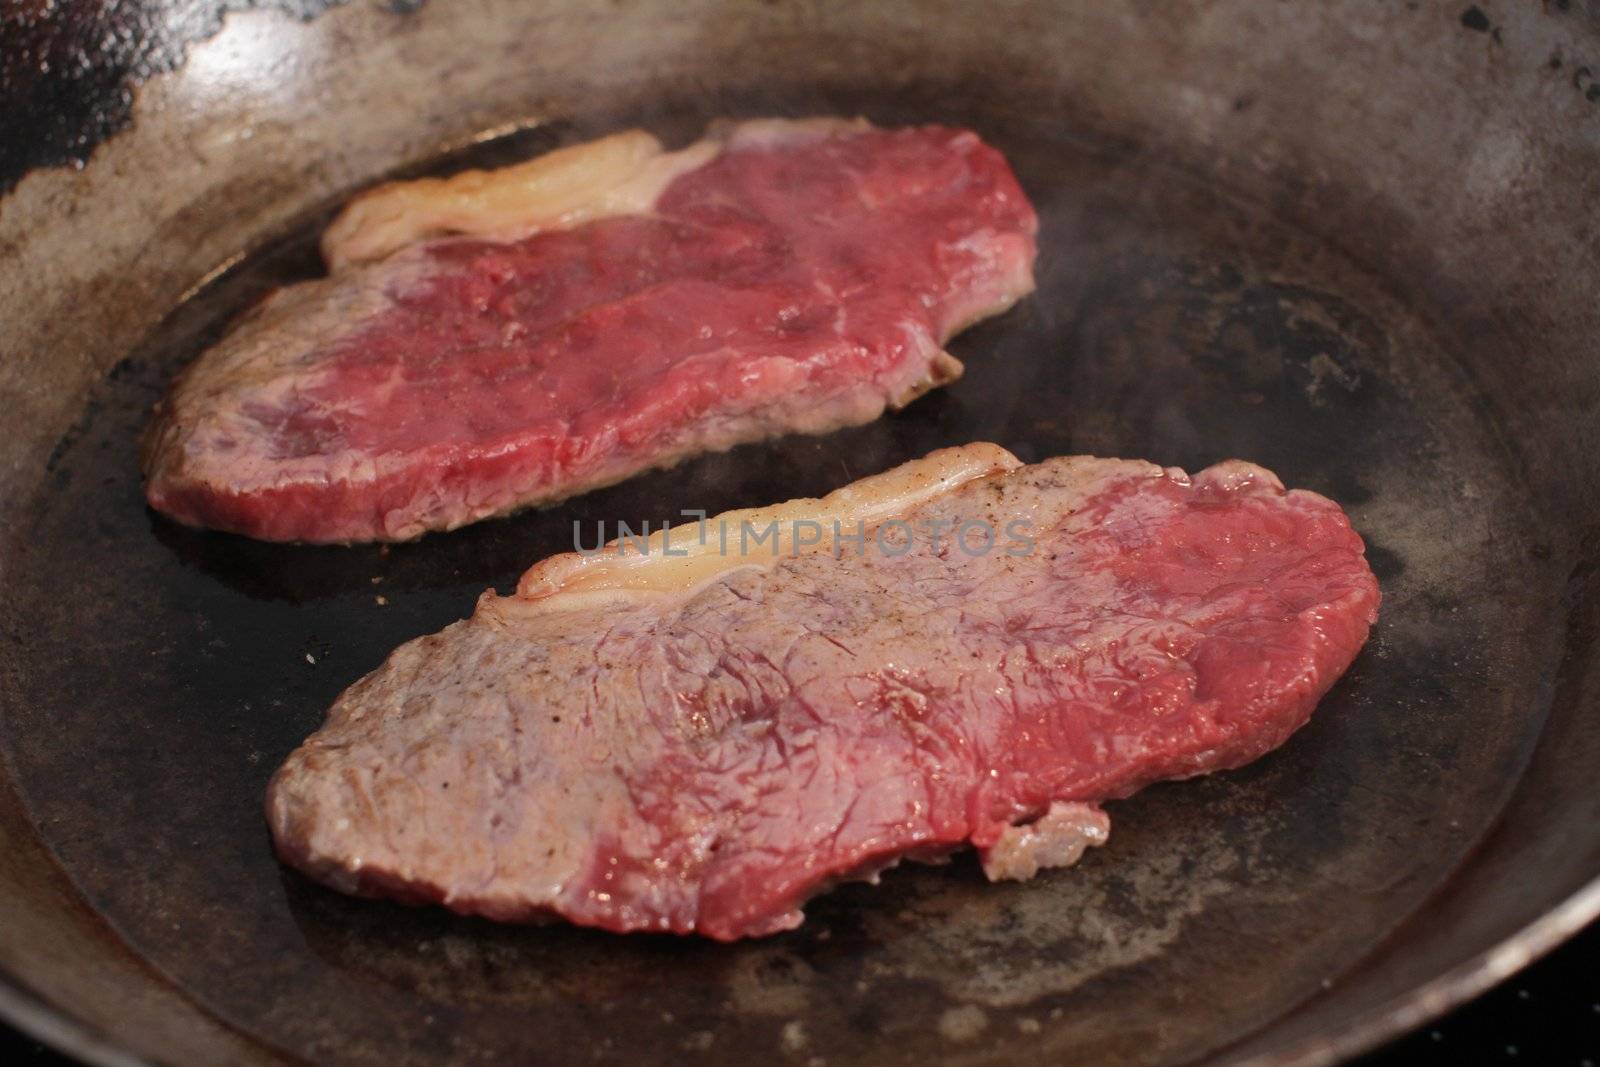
left=267, top=445, right=1380, bottom=939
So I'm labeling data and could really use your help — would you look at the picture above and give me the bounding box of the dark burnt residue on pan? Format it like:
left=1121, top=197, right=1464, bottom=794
left=0, top=0, right=424, bottom=195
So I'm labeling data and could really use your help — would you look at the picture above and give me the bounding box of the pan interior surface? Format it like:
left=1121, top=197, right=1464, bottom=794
left=0, top=75, right=1573, bottom=1067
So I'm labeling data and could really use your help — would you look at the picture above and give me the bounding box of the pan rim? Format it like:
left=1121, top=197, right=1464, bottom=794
left=1, top=872, right=1597, bottom=1066
left=0, top=977, right=156, bottom=1067
left=1221, top=875, right=1600, bottom=1066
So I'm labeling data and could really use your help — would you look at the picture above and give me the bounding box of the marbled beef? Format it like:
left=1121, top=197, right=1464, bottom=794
left=267, top=445, right=1380, bottom=939
left=143, top=120, right=1037, bottom=542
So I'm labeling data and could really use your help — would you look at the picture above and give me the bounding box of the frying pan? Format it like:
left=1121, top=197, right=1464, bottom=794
left=2, top=1, right=1598, bottom=1064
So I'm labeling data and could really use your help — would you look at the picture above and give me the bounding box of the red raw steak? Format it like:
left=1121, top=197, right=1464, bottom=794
left=143, top=120, right=1038, bottom=542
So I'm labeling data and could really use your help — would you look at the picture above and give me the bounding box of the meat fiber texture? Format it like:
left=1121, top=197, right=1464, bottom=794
left=142, top=119, right=1039, bottom=542
left=267, top=445, right=1381, bottom=940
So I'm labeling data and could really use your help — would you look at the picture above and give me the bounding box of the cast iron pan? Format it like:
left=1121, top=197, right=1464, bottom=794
left=2, top=2, right=1598, bottom=1065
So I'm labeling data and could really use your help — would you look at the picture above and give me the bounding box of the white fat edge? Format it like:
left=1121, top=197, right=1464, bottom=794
left=320, top=129, right=721, bottom=269
left=706, top=115, right=874, bottom=150
left=980, top=801, right=1112, bottom=883
left=319, top=117, right=883, bottom=269
left=507, top=443, right=1022, bottom=611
